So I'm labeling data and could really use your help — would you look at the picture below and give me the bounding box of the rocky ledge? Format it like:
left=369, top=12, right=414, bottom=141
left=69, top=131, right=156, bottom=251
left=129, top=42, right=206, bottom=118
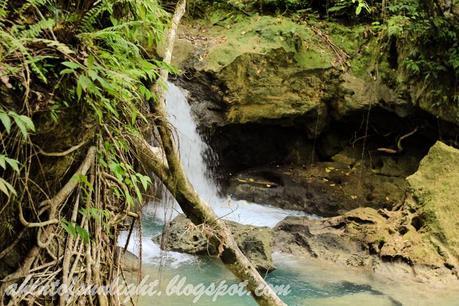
left=275, top=141, right=459, bottom=285
left=226, top=161, right=408, bottom=217
left=174, top=10, right=459, bottom=132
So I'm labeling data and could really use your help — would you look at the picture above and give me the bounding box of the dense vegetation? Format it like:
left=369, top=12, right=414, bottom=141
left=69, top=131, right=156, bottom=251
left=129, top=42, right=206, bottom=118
left=0, top=0, right=167, bottom=304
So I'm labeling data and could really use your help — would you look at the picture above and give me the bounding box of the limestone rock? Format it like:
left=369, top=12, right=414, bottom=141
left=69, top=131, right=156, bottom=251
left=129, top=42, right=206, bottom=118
left=407, top=141, right=459, bottom=259
left=154, top=215, right=275, bottom=272
left=274, top=142, right=459, bottom=283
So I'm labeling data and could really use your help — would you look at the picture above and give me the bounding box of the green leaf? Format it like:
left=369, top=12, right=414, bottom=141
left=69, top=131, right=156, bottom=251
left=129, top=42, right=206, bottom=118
left=0, top=112, right=11, bottom=134
left=0, top=155, right=5, bottom=169
left=60, top=68, right=77, bottom=75
left=0, top=179, right=10, bottom=197
left=109, top=162, right=124, bottom=181
left=62, top=61, right=81, bottom=70
left=61, top=220, right=77, bottom=237
left=87, top=69, right=98, bottom=81
left=137, top=173, right=151, bottom=191
left=75, top=225, right=90, bottom=243
left=0, top=178, right=16, bottom=197
left=125, top=192, right=134, bottom=207
left=130, top=174, right=142, bottom=202
left=76, top=75, right=91, bottom=100
left=6, top=157, right=19, bottom=173
left=76, top=81, right=83, bottom=100
left=9, top=112, right=35, bottom=138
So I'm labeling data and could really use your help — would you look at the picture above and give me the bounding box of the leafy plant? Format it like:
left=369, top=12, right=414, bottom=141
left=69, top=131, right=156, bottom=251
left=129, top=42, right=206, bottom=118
left=0, top=1, right=168, bottom=304
left=61, top=220, right=91, bottom=243
left=0, top=110, right=35, bottom=138
left=352, top=0, right=371, bottom=15
left=328, top=0, right=371, bottom=16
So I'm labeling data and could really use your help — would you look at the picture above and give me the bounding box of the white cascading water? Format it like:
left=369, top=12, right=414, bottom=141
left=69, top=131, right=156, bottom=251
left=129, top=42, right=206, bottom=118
left=120, top=82, right=305, bottom=265
left=148, top=82, right=305, bottom=226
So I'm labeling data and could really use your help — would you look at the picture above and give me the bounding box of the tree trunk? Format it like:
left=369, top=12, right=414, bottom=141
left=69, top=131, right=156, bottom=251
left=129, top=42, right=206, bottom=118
left=135, top=0, right=287, bottom=305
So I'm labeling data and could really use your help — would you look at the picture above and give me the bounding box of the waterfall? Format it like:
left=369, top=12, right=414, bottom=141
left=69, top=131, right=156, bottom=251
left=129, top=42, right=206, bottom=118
left=120, top=82, right=304, bottom=265
left=163, top=82, right=221, bottom=205
left=145, top=82, right=305, bottom=227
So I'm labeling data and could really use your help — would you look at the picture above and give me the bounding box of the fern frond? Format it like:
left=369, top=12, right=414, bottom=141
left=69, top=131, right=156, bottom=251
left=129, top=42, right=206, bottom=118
left=28, top=38, right=74, bottom=55
left=0, top=0, right=8, bottom=24
left=79, top=0, right=112, bottom=33
left=19, top=0, right=54, bottom=14
left=18, top=18, right=55, bottom=39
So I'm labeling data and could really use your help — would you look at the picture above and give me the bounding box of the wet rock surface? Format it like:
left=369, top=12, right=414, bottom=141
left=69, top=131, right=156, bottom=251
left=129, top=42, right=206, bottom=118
left=154, top=214, right=275, bottom=272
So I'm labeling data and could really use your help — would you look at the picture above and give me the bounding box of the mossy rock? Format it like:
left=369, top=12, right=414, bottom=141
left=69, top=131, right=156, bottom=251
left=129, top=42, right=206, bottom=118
left=218, top=48, right=334, bottom=123
left=407, top=141, right=459, bottom=258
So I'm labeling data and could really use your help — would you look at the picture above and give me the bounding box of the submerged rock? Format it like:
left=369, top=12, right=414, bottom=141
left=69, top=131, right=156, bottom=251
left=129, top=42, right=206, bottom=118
left=154, top=214, right=275, bottom=272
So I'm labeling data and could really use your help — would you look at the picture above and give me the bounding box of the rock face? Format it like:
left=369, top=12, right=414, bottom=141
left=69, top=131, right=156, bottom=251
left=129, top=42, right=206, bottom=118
left=274, top=141, right=459, bottom=283
left=178, top=12, right=459, bottom=134
left=227, top=162, right=408, bottom=217
left=154, top=215, right=275, bottom=272
left=217, top=48, right=335, bottom=125
left=177, top=14, right=347, bottom=132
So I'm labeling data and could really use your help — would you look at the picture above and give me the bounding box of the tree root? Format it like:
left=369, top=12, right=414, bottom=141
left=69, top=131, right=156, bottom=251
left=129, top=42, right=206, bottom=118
left=38, top=141, right=87, bottom=157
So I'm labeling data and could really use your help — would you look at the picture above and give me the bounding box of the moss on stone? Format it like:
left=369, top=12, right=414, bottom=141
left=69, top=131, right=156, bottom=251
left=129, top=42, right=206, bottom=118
left=407, top=141, right=459, bottom=258
left=195, top=13, right=335, bottom=72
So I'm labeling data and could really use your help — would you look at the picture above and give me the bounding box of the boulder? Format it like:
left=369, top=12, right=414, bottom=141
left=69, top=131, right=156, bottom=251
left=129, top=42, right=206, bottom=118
left=115, top=247, right=140, bottom=272
left=217, top=48, right=334, bottom=126
left=177, top=14, right=345, bottom=133
left=407, top=141, right=459, bottom=260
left=154, top=215, right=275, bottom=272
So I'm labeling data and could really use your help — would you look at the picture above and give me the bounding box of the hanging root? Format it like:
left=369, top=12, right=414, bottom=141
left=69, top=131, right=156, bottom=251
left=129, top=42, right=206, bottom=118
left=377, top=127, right=419, bottom=154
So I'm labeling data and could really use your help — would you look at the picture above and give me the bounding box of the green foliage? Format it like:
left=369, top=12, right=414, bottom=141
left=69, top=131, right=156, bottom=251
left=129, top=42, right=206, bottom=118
left=0, top=0, right=166, bottom=244
left=0, top=178, right=16, bottom=198
left=0, top=109, right=33, bottom=198
left=8, top=112, right=36, bottom=138
left=328, top=0, right=371, bottom=16
left=386, top=1, right=459, bottom=86
left=0, top=153, right=18, bottom=197
left=99, top=139, right=152, bottom=206
left=80, top=207, right=112, bottom=233
left=61, top=220, right=91, bottom=243
left=0, top=154, right=19, bottom=173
